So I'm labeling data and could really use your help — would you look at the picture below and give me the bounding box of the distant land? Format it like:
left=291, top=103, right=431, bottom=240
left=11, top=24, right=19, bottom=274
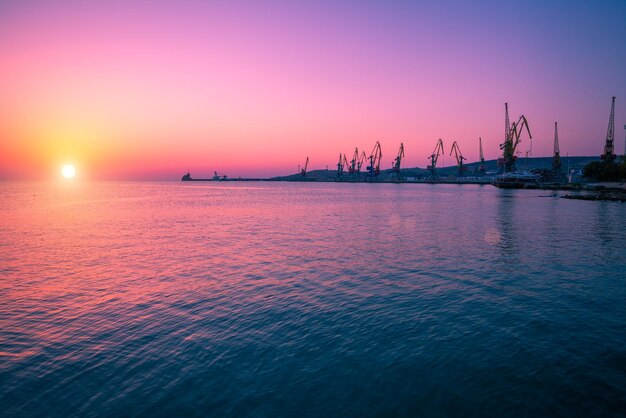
left=269, top=156, right=598, bottom=181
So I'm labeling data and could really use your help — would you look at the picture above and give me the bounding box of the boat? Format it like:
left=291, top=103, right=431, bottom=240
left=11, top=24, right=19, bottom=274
left=492, top=171, right=540, bottom=188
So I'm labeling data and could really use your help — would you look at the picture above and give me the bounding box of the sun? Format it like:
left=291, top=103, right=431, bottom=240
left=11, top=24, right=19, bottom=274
left=61, top=164, right=76, bottom=179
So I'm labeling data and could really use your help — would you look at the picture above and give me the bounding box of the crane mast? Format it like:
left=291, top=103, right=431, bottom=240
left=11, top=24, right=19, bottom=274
left=505, top=102, right=510, bottom=146
left=427, top=138, right=444, bottom=178
left=552, top=122, right=561, bottom=179
left=601, top=96, right=616, bottom=162
left=478, top=137, right=486, bottom=174
left=499, top=103, right=531, bottom=173
left=367, top=141, right=383, bottom=177
left=449, top=141, right=466, bottom=176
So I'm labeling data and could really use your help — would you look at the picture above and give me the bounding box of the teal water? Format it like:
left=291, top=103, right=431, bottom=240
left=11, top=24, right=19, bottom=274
left=1, top=181, right=625, bottom=417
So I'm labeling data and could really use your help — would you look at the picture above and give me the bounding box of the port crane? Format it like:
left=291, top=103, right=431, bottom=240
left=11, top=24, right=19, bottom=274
left=478, top=137, right=486, bottom=174
left=349, top=148, right=359, bottom=173
left=300, top=157, right=309, bottom=178
left=336, top=153, right=348, bottom=178
left=392, top=143, right=405, bottom=172
left=449, top=141, right=466, bottom=177
left=357, top=150, right=367, bottom=172
left=601, top=96, right=616, bottom=162
left=498, top=103, right=531, bottom=173
left=367, top=141, right=383, bottom=177
left=391, top=143, right=405, bottom=181
left=213, top=171, right=228, bottom=181
left=553, top=122, right=561, bottom=179
left=427, top=138, right=444, bottom=178
left=349, top=148, right=367, bottom=174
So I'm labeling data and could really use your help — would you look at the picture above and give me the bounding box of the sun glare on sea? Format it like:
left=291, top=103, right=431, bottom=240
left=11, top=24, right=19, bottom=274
left=61, top=164, right=76, bottom=179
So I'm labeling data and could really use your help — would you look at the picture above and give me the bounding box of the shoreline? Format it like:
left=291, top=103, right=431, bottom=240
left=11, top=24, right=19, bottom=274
left=181, top=177, right=626, bottom=201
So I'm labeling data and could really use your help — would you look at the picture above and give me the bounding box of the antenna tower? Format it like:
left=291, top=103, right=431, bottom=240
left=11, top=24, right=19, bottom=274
left=601, top=97, right=616, bottom=162
left=552, top=122, right=561, bottom=178
left=478, top=137, right=486, bottom=174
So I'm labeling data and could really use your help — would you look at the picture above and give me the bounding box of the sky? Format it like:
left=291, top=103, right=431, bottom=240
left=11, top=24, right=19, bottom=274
left=1, top=0, right=625, bottom=180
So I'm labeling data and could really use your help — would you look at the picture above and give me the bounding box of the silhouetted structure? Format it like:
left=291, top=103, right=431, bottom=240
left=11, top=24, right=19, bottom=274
left=478, top=137, right=486, bottom=174
left=336, top=153, right=348, bottom=179
left=301, top=157, right=309, bottom=178
left=498, top=103, right=532, bottom=173
left=601, top=97, right=616, bottom=162
left=450, top=141, right=466, bottom=177
left=427, top=138, right=444, bottom=178
left=391, top=143, right=405, bottom=180
left=367, top=141, right=382, bottom=177
left=552, top=122, right=561, bottom=180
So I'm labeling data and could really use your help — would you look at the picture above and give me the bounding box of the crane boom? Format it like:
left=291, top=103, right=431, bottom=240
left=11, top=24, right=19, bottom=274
left=349, top=148, right=359, bottom=173
left=391, top=143, right=405, bottom=181
left=367, top=141, right=383, bottom=177
left=357, top=151, right=367, bottom=172
left=301, top=157, right=309, bottom=177
left=499, top=103, right=531, bottom=172
left=449, top=141, right=466, bottom=176
left=392, top=143, right=405, bottom=172
left=427, top=138, right=444, bottom=177
left=337, top=153, right=348, bottom=178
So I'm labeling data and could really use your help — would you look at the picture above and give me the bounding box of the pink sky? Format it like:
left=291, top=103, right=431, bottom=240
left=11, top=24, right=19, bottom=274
left=1, top=0, right=625, bottom=179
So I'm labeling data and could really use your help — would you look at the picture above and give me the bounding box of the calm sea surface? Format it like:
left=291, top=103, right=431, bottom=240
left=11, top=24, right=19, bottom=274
left=1, top=181, right=625, bottom=417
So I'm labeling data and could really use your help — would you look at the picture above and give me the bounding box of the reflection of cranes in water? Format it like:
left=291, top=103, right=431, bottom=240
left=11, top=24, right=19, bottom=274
left=493, top=190, right=520, bottom=266
left=498, top=103, right=532, bottom=173
left=427, top=138, right=444, bottom=178
left=449, top=141, right=466, bottom=177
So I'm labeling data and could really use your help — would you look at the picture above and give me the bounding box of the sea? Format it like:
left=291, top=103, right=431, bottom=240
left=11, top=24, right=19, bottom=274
left=1, top=181, right=625, bottom=417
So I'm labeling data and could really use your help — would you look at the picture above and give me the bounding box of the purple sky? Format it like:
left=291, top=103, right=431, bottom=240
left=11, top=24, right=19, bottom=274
left=1, top=0, right=625, bottom=178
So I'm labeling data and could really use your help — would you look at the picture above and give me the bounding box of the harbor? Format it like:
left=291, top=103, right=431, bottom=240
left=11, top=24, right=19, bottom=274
left=183, top=99, right=626, bottom=196
left=3, top=1, right=626, bottom=416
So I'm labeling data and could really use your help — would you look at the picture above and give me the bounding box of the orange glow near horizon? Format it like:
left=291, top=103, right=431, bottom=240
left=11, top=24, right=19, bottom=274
left=1, top=1, right=625, bottom=180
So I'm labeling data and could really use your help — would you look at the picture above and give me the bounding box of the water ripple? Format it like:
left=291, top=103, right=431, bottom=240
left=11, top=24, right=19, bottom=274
left=1, top=182, right=625, bottom=417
